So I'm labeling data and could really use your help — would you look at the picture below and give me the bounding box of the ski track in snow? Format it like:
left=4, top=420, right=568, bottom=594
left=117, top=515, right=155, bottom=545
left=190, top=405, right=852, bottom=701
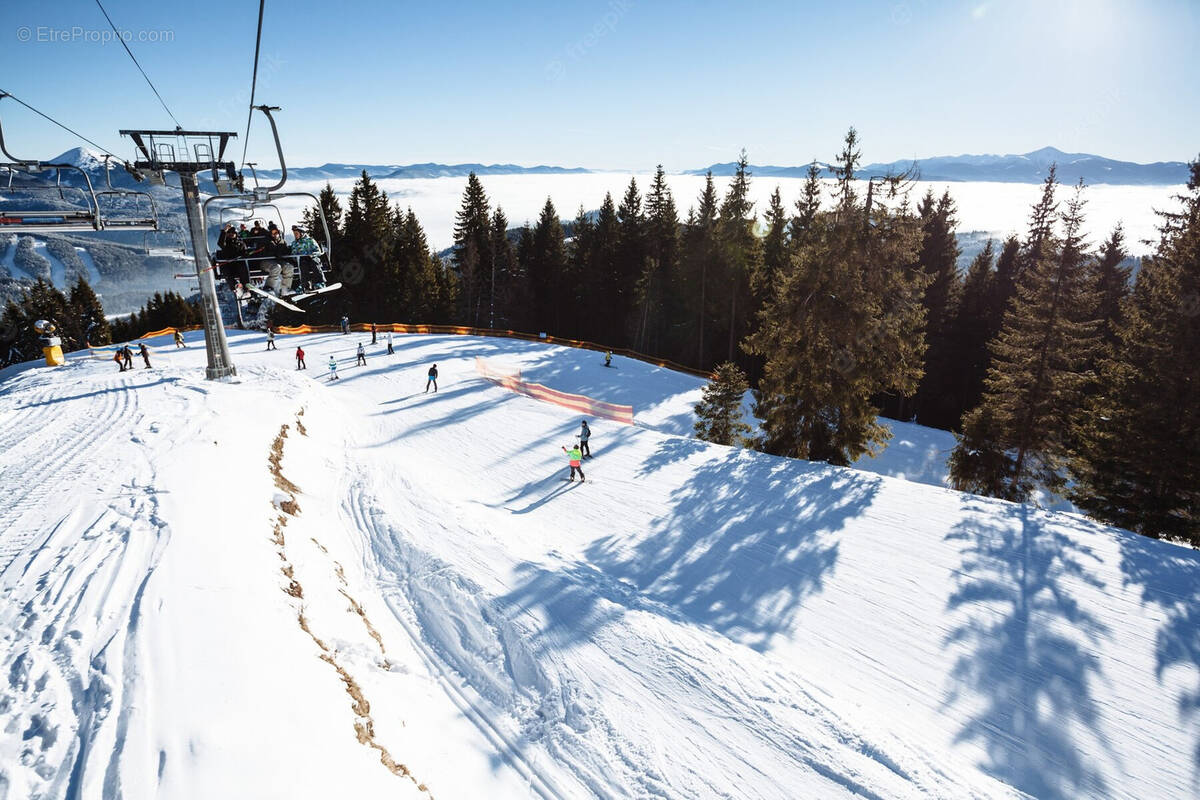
left=73, top=248, right=101, bottom=286
left=0, top=330, right=1196, bottom=799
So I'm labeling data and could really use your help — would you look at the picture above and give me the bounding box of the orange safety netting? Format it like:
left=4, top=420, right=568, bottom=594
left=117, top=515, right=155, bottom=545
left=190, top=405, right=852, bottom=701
left=102, top=321, right=714, bottom=382
left=474, top=357, right=634, bottom=425
left=274, top=322, right=715, bottom=379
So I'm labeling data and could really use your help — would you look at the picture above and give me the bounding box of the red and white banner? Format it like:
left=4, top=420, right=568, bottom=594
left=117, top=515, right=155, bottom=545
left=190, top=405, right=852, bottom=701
left=475, top=357, right=634, bottom=425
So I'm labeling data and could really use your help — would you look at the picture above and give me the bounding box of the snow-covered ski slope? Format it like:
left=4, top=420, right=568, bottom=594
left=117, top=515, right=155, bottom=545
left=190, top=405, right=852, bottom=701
left=0, top=331, right=1196, bottom=799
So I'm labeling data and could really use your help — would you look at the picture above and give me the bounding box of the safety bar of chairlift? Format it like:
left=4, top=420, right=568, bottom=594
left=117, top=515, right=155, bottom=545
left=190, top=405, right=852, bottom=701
left=0, top=210, right=103, bottom=233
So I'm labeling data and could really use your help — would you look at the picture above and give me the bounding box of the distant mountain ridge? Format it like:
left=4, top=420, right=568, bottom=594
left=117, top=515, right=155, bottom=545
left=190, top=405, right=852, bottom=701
left=254, top=162, right=592, bottom=181
left=689, top=147, right=1190, bottom=186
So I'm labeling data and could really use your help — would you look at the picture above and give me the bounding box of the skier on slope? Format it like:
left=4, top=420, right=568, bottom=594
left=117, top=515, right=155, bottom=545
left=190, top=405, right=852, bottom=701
left=114, top=349, right=125, bottom=372
left=579, top=420, right=592, bottom=458
left=425, top=364, right=438, bottom=393
left=328, top=355, right=340, bottom=381
left=138, top=343, right=151, bottom=369
left=386, top=331, right=394, bottom=355
left=173, top=330, right=185, bottom=349
left=562, top=443, right=586, bottom=482
left=122, top=345, right=133, bottom=370
left=296, top=346, right=306, bottom=370
left=604, top=350, right=612, bottom=368
left=266, top=329, right=277, bottom=351
left=356, top=342, right=367, bottom=366
left=340, top=314, right=350, bottom=335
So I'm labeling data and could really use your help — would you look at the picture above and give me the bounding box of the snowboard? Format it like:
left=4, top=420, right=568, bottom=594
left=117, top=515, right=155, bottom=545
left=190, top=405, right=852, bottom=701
left=290, top=283, right=343, bottom=302
left=242, top=283, right=305, bottom=312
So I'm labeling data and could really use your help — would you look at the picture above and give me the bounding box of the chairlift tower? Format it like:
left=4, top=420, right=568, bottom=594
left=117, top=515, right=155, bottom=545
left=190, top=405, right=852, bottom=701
left=120, top=128, right=241, bottom=379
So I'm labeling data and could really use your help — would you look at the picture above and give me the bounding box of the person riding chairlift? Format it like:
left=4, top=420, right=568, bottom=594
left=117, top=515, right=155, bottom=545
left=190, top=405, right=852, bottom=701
left=264, top=227, right=295, bottom=296
left=216, top=224, right=249, bottom=293
left=290, top=226, right=324, bottom=290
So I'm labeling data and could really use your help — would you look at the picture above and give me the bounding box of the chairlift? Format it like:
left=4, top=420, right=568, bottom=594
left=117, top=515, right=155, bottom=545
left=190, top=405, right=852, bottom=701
left=0, top=105, right=104, bottom=233
left=95, top=155, right=159, bottom=232
left=0, top=96, right=158, bottom=233
left=143, top=228, right=189, bottom=259
left=201, top=106, right=339, bottom=305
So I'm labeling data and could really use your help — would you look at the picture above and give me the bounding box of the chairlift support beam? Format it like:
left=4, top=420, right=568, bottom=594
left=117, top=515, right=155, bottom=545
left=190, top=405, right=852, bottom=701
left=121, top=127, right=239, bottom=380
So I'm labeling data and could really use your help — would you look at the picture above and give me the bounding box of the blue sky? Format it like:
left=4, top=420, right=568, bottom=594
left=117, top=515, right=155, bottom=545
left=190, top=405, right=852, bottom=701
left=1, top=0, right=1196, bottom=170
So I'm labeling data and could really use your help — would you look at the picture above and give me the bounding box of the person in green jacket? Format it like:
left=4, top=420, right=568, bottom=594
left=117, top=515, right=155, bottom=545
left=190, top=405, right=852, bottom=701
left=562, top=444, right=585, bottom=482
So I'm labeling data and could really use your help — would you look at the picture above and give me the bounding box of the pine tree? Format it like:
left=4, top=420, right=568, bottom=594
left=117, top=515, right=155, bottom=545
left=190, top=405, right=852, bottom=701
left=987, top=235, right=1021, bottom=333
left=342, top=171, right=393, bottom=319
left=452, top=172, right=493, bottom=326
left=489, top=207, right=520, bottom=329
left=910, top=189, right=963, bottom=428
left=758, top=186, right=788, bottom=297
left=614, top=178, right=646, bottom=347
left=694, top=361, right=752, bottom=446
left=1092, top=224, right=1131, bottom=349
left=716, top=151, right=760, bottom=365
left=526, top=199, right=569, bottom=334
left=396, top=209, right=456, bottom=323
left=592, top=193, right=621, bottom=343
left=67, top=277, right=110, bottom=346
left=1071, top=162, right=1200, bottom=544
left=570, top=206, right=597, bottom=340
left=948, top=240, right=997, bottom=424
left=744, top=129, right=928, bottom=465
left=635, top=165, right=679, bottom=354
left=681, top=173, right=719, bottom=367
left=303, top=182, right=344, bottom=253
left=951, top=179, right=1100, bottom=500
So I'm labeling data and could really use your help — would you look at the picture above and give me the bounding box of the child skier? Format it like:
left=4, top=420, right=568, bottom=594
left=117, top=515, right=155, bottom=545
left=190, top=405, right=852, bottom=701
left=604, top=351, right=612, bottom=368
left=296, top=346, right=306, bottom=370
left=425, top=364, right=438, bottom=393
left=266, top=329, right=277, bottom=351
left=114, top=349, right=125, bottom=372
left=562, top=444, right=585, bottom=482
left=328, top=356, right=340, bottom=381
left=173, top=330, right=185, bottom=349
left=356, top=342, right=367, bottom=366
left=386, top=332, right=394, bottom=355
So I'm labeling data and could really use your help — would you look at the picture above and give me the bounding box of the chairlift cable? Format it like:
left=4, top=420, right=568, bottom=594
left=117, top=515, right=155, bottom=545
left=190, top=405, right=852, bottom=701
left=93, top=0, right=183, bottom=129
left=0, top=89, right=119, bottom=158
left=239, top=0, right=267, bottom=170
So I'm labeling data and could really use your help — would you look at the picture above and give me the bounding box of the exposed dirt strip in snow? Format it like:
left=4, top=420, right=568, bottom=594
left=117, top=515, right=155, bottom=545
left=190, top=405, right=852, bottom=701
left=269, top=417, right=433, bottom=797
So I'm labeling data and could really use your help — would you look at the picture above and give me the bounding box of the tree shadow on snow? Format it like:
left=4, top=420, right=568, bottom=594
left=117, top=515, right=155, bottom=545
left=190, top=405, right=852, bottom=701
left=1117, top=531, right=1200, bottom=782
left=586, top=444, right=879, bottom=651
left=942, top=501, right=1113, bottom=799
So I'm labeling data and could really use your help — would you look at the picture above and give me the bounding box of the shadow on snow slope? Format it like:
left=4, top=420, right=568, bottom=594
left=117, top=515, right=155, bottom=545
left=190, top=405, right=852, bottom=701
left=575, top=438, right=880, bottom=652
left=943, top=500, right=1112, bottom=799
left=1118, top=531, right=1200, bottom=783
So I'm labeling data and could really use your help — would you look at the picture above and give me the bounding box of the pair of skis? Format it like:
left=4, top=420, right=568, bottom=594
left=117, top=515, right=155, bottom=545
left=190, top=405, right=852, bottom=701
left=239, top=282, right=343, bottom=312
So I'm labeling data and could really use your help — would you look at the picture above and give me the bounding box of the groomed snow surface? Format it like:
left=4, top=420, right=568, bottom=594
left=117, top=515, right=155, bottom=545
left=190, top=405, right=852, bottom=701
left=0, top=331, right=1196, bottom=799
